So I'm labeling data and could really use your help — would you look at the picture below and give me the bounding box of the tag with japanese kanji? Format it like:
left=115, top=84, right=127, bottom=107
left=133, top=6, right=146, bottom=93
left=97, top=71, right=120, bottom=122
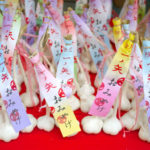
left=70, top=10, right=107, bottom=78
left=53, top=104, right=81, bottom=137
left=56, top=38, right=74, bottom=98
left=25, top=0, right=36, bottom=45
left=47, top=15, right=62, bottom=66
left=142, top=39, right=150, bottom=130
left=3, top=9, right=21, bottom=74
left=87, top=0, right=112, bottom=50
left=130, top=39, right=143, bottom=98
left=89, top=33, right=135, bottom=117
left=0, top=48, right=31, bottom=132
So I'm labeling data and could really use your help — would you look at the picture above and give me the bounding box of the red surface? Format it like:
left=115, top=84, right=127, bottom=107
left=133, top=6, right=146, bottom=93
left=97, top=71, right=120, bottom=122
left=0, top=73, right=150, bottom=150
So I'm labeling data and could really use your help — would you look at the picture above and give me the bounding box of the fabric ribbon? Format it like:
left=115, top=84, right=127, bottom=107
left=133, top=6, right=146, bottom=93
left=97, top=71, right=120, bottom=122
left=89, top=33, right=135, bottom=117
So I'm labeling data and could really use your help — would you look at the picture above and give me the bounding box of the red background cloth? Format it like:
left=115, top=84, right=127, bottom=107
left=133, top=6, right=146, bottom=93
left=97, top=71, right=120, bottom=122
left=0, top=73, right=150, bottom=150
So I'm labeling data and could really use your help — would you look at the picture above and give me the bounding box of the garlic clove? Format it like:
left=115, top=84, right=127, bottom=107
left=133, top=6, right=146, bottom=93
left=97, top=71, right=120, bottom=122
left=0, top=123, right=19, bottom=142
left=37, top=115, right=55, bottom=132
left=81, top=116, right=103, bottom=134
left=103, top=117, right=122, bottom=135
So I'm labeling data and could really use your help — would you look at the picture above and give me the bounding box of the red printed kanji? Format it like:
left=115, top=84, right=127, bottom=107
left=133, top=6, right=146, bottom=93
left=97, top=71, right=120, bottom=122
left=95, top=97, right=108, bottom=106
left=113, top=64, right=123, bottom=74
left=1, top=74, right=8, bottom=82
left=145, top=101, right=150, bottom=111
left=45, top=83, right=57, bottom=92
left=67, top=78, right=73, bottom=88
left=51, top=28, right=55, bottom=34
left=10, top=109, right=20, bottom=122
left=102, top=24, right=107, bottom=31
left=61, top=67, right=70, bottom=75
left=148, top=74, right=150, bottom=80
left=98, top=48, right=103, bottom=56
left=57, top=114, right=68, bottom=124
left=58, top=88, right=65, bottom=98
left=90, top=17, right=95, bottom=24
left=48, top=39, right=53, bottom=46
left=8, top=32, right=14, bottom=40
left=10, top=80, right=17, bottom=91
left=117, top=77, right=125, bottom=86
left=139, top=64, right=142, bottom=69
left=93, top=8, right=101, bottom=14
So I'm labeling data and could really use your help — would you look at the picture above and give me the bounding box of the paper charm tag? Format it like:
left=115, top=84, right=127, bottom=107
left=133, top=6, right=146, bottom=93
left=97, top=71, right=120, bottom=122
left=30, top=53, right=81, bottom=137
left=87, top=0, right=112, bottom=50
left=142, top=40, right=150, bottom=130
left=25, top=0, right=36, bottom=45
left=47, top=14, right=62, bottom=66
left=89, top=33, right=135, bottom=117
left=0, top=49, right=30, bottom=132
left=125, top=1, right=138, bottom=32
left=70, top=10, right=107, bottom=78
left=138, top=0, right=146, bottom=23
left=130, top=43, right=143, bottom=98
left=56, top=39, right=74, bottom=98
left=53, top=104, right=80, bottom=137
left=1, top=8, right=13, bottom=45
left=3, top=10, right=21, bottom=74
left=87, top=37, right=107, bottom=78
